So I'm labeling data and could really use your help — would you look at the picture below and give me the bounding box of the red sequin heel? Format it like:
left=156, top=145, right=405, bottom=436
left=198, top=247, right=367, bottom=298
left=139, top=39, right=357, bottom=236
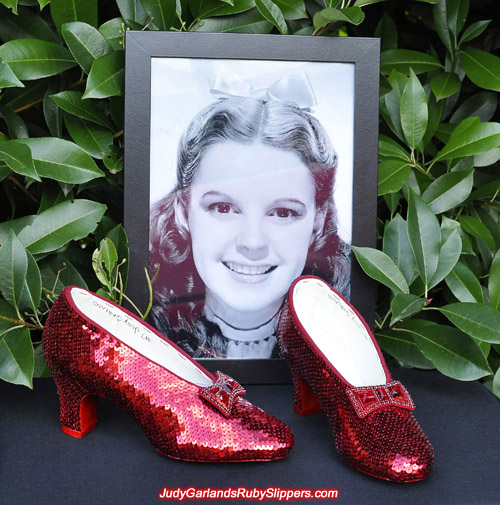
left=277, top=276, right=433, bottom=482
left=43, top=286, right=293, bottom=462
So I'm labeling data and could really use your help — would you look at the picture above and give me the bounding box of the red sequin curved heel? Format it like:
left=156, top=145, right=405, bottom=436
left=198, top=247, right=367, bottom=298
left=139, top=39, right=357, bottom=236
left=277, top=276, right=433, bottom=482
left=43, top=286, right=293, bottom=462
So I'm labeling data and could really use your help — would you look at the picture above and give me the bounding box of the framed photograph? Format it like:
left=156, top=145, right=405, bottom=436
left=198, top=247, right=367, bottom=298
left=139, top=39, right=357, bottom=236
left=124, top=32, right=379, bottom=383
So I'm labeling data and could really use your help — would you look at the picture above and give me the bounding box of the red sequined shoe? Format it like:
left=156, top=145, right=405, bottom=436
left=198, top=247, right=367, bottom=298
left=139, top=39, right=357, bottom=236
left=42, top=286, right=293, bottom=462
left=276, top=276, right=433, bottom=482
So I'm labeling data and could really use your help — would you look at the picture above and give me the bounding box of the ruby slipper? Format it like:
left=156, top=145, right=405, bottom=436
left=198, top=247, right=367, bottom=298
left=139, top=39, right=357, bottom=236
left=42, top=286, right=293, bottom=462
left=276, top=276, right=434, bottom=482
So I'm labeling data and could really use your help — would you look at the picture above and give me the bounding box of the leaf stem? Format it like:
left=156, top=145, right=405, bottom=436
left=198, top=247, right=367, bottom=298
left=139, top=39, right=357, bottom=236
left=0, top=313, right=43, bottom=331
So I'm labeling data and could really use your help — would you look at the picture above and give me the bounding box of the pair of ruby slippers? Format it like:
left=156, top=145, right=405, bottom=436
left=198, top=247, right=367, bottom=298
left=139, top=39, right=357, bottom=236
left=42, top=275, right=433, bottom=482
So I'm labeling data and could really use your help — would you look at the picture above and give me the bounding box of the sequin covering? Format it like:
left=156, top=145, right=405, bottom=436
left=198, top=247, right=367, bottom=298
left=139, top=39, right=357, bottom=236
left=276, top=276, right=434, bottom=482
left=42, top=287, right=293, bottom=462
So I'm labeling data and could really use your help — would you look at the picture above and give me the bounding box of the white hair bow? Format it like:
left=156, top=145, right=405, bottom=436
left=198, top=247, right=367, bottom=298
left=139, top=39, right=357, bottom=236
left=210, top=71, right=317, bottom=111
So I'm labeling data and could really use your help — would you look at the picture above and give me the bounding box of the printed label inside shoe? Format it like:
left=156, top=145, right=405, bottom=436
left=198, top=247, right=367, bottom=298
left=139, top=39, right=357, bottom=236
left=293, top=278, right=386, bottom=387
left=70, top=288, right=212, bottom=386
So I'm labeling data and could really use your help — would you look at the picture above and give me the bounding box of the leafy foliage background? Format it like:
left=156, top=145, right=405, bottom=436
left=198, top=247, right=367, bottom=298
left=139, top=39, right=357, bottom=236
left=1, top=0, right=500, bottom=398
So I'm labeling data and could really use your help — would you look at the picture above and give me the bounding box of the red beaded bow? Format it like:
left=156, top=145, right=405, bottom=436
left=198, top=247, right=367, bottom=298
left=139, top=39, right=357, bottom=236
left=199, top=371, right=246, bottom=417
left=346, top=381, right=415, bottom=418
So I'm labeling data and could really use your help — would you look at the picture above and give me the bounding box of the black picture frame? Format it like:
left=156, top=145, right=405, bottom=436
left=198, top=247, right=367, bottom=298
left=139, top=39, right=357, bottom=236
left=124, top=31, right=379, bottom=384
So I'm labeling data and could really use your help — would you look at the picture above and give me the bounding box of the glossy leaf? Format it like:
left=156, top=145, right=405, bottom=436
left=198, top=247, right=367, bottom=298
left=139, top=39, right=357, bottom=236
left=191, top=0, right=255, bottom=19
left=50, top=0, right=97, bottom=33
left=450, top=92, right=497, bottom=124
left=100, top=237, right=118, bottom=275
left=379, top=135, right=410, bottom=161
left=376, top=327, right=433, bottom=369
left=83, top=51, right=125, bottom=99
left=403, top=320, right=491, bottom=381
left=434, top=117, right=500, bottom=162
left=98, top=17, right=125, bottom=51
left=43, top=85, right=64, bottom=138
left=438, top=303, right=500, bottom=343
left=381, top=70, right=407, bottom=141
left=432, top=0, right=452, bottom=53
left=459, top=20, right=491, bottom=45
left=141, top=0, right=177, bottom=30
left=50, top=90, right=113, bottom=129
left=429, top=220, right=461, bottom=289
left=488, top=250, right=500, bottom=311
left=62, top=22, right=112, bottom=74
left=0, top=106, right=28, bottom=139
left=19, top=249, right=42, bottom=311
left=380, top=49, right=441, bottom=75
left=194, top=10, right=272, bottom=33
left=351, top=245, right=409, bottom=294
left=255, top=0, right=287, bottom=34
left=383, top=214, right=416, bottom=284
left=116, top=0, right=148, bottom=24
left=374, top=14, right=398, bottom=52
left=313, top=6, right=364, bottom=30
left=15, top=137, right=105, bottom=184
left=406, top=189, right=441, bottom=292
left=18, top=199, right=107, bottom=255
left=273, top=0, right=306, bottom=20
left=430, top=72, right=461, bottom=101
left=378, top=159, right=410, bottom=195
left=0, top=140, right=39, bottom=180
left=400, top=69, right=428, bottom=150
left=105, top=224, right=129, bottom=287
left=354, top=0, right=387, bottom=6
left=422, top=94, right=443, bottom=148
left=390, top=293, right=424, bottom=325
left=493, top=367, right=500, bottom=399
left=462, top=49, right=500, bottom=92
left=0, top=0, right=18, bottom=14
left=0, top=38, right=76, bottom=80
left=0, top=62, right=24, bottom=88
left=422, top=169, right=473, bottom=214
left=39, top=255, right=88, bottom=295
left=446, top=0, right=469, bottom=37
left=458, top=215, right=496, bottom=251
left=474, top=147, right=500, bottom=167
left=64, top=115, right=113, bottom=160
left=0, top=327, right=34, bottom=387
left=0, top=6, right=56, bottom=42
left=0, top=231, right=28, bottom=308
left=445, top=261, right=484, bottom=303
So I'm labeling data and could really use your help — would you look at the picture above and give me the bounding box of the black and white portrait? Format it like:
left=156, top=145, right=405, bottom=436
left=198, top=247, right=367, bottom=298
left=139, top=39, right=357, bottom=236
left=148, top=58, right=355, bottom=360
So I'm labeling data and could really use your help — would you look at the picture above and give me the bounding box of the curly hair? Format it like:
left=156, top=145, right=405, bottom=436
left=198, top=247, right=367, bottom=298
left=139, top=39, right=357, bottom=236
left=149, top=97, right=351, bottom=352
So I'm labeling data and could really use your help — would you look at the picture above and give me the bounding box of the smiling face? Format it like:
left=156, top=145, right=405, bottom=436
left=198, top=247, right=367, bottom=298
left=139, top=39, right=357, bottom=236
left=178, top=140, right=324, bottom=325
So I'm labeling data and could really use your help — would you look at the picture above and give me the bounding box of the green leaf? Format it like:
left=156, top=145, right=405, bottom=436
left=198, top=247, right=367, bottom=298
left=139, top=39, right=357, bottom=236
left=493, top=367, right=500, bottom=399
left=0, top=140, right=39, bottom=180
left=400, top=69, right=428, bottom=150
left=313, top=6, right=364, bottom=30
left=445, top=261, right=484, bottom=303
left=191, top=0, right=255, bottom=19
left=50, top=90, right=113, bottom=129
left=83, top=50, right=125, bottom=99
left=0, top=0, right=17, bottom=13
left=390, top=293, right=425, bottom=325
left=433, top=0, right=452, bottom=53
left=50, top=0, right=97, bottom=33
left=255, top=0, right=287, bottom=33
left=461, top=49, right=500, bottom=92
left=458, top=215, right=496, bottom=251
left=450, top=92, right=497, bottom=124
left=64, top=115, right=113, bottom=160
left=438, top=302, right=500, bottom=344
left=430, top=72, right=461, bottom=101
left=116, top=0, right=148, bottom=24
left=98, top=17, right=125, bottom=51
left=402, top=320, right=491, bottom=381
left=383, top=214, right=416, bottom=284
left=43, top=84, right=64, bottom=138
left=15, top=137, right=104, bottom=184
left=376, top=327, right=434, bottom=369
left=379, top=135, right=410, bottom=161
left=422, top=169, right=473, bottom=214
left=0, top=231, right=28, bottom=308
left=0, top=38, right=76, bottom=80
left=354, top=0, right=387, bottom=6
left=0, top=106, right=28, bottom=139
left=446, top=0, right=469, bottom=38
left=17, top=199, right=107, bottom=255
left=273, top=0, right=306, bottom=20
left=434, top=117, right=500, bottom=162
left=459, top=19, right=491, bottom=45
left=141, top=0, right=177, bottom=30
left=19, top=249, right=42, bottom=311
left=0, top=327, right=34, bottom=387
left=380, top=70, right=407, bottom=141
left=422, top=94, right=443, bottom=148
left=428, top=219, right=461, bottom=289
left=105, top=224, right=129, bottom=287
left=374, top=14, right=398, bottom=52
left=474, top=147, right=500, bottom=167
left=100, top=237, right=118, bottom=276
left=194, top=9, right=272, bottom=33
left=488, top=250, right=500, bottom=311
left=39, top=254, right=88, bottom=295
left=406, top=189, right=441, bottom=292
left=351, top=245, right=409, bottom=294
left=0, top=62, right=24, bottom=88
left=380, top=49, right=441, bottom=75
left=378, top=159, right=410, bottom=195
left=62, top=22, right=112, bottom=74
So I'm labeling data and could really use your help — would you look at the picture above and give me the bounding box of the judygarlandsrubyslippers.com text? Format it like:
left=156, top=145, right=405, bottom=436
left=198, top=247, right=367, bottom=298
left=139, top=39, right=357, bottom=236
left=158, top=487, right=340, bottom=501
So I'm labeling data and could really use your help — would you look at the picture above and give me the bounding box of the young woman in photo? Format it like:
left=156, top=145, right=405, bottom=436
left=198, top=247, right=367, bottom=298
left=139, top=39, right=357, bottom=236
left=149, top=96, right=350, bottom=358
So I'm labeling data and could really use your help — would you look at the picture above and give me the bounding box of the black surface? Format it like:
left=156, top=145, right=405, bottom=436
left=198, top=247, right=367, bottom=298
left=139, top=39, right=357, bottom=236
left=1, top=370, right=499, bottom=505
